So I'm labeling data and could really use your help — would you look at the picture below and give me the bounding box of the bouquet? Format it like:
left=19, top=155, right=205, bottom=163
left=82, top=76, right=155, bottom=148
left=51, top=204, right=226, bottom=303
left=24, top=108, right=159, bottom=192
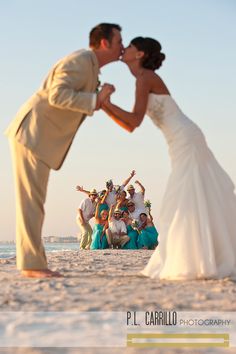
left=144, top=199, right=152, bottom=211
left=106, top=179, right=113, bottom=189
left=131, top=219, right=140, bottom=233
left=96, top=79, right=101, bottom=93
left=114, top=185, right=121, bottom=195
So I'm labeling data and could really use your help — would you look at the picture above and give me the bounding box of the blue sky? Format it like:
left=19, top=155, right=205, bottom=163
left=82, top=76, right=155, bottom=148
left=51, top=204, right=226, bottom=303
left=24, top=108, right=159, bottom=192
left=1, top=0, right=236, bottom=240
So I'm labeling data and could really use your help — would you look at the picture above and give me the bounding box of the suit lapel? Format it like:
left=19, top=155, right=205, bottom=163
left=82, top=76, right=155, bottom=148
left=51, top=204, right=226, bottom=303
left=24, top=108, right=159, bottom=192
left=89, top=50, right=100, bottom=91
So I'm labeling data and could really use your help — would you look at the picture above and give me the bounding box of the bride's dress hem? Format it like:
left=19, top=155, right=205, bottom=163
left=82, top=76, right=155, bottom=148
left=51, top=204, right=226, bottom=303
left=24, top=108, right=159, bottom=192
left=140, top=269, right=235, bottom=281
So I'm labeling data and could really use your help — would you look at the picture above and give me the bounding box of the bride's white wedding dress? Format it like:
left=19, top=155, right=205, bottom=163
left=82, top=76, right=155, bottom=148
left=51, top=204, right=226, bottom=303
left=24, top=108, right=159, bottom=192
left=141, top=93, right=236, bottom=280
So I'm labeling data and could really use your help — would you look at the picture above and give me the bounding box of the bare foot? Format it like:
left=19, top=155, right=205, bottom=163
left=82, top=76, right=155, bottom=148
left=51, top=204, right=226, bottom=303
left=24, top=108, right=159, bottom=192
left=21, top=269, right=63, bottom=278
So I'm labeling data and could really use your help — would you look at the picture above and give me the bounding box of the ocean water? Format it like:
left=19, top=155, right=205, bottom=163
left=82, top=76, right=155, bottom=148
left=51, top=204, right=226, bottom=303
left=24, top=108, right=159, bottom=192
left=0, top=242, right=79, bottom=259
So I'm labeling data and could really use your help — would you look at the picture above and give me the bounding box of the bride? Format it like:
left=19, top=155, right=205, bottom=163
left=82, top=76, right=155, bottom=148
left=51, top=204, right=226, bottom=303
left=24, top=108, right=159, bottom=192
left=102, top=36, right=236, bottom=280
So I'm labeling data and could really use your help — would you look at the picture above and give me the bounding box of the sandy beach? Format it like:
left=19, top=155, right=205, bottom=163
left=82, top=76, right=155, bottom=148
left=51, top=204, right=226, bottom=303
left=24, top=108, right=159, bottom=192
left=1, top=250, right=236, bottom=312
left=1, top=250, right=236, bottom=354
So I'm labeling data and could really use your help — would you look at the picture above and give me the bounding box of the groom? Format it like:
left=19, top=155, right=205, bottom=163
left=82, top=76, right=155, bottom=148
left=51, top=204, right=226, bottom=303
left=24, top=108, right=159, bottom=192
left=5, top=23, right=123, bottom=278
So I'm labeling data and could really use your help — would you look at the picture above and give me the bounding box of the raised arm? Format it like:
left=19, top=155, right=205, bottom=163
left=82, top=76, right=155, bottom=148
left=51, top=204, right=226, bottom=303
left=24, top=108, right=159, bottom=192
left=101, top=76, right=150, bottom=132
left=94, top=200, right=101, bottom=221
left=122, top=170, right=136, bottom=187
left=100, top=189, right=109, bottom=204
left=148, top=210, right=154, bottom=224
left=116, top=197, right=123, bottom=209
left=135, top=180, right=145, bottom=195
left=76, top=185, right=90, bottom=195
left=108, top=204, right=115, bottom=223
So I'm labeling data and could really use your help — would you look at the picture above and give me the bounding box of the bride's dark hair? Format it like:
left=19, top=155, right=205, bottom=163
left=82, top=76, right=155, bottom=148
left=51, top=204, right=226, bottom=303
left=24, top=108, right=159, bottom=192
left=131, top=37, right=165, bottom=70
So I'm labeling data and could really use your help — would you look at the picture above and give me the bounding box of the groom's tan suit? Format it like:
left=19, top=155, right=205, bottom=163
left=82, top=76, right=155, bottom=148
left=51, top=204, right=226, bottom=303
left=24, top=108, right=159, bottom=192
left=6, top=49, right=99, bottom=269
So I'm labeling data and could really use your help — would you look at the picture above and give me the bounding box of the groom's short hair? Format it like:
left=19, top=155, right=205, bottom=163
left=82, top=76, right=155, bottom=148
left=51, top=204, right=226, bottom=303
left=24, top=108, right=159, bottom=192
left=89, top=23, right=122, bottom=49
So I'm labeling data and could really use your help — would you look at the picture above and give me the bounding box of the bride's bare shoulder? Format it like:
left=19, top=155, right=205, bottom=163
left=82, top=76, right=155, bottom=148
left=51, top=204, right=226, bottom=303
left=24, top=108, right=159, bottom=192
left=151, top=72, right=170, bottom=95
left=135, top=70, right=169, bottom=94
left=139, top=70, right=163, bottom=84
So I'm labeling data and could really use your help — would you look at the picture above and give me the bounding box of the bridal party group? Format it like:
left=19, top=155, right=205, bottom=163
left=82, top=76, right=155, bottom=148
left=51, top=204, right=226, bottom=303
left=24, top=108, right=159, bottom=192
left=76, top=170, right=159, bottom=250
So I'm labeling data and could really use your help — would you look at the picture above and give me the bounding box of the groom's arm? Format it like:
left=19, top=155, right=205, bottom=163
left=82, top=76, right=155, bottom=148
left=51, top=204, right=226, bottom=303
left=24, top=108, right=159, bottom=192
left=48, top=55, right=96, bottom=115
left=48, top=54, right=114, bottom=115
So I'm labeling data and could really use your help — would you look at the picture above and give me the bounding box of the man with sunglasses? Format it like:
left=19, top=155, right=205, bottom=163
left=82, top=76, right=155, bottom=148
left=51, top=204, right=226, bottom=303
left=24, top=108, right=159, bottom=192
left=106, top=206, right=129, bottom=249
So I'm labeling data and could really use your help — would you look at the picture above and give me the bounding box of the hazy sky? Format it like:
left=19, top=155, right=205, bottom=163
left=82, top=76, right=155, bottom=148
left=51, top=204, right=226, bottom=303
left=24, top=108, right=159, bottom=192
left=1, top=0, right=236, bottom=241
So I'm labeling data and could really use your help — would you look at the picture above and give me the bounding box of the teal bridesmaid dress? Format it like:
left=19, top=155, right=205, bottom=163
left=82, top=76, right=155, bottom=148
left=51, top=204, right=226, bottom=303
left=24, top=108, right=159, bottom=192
left=138, top=226, right=159, bottom=249
left=90, top=224, right=109, bottom=249
left=122, top=224, right=138, bottom=249
left=119, top=205, right=128, bottom=212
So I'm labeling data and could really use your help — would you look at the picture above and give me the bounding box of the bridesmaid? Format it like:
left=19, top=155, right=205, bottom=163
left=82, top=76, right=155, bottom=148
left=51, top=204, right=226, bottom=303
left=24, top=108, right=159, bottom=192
left=121, top=210, right=139, bottom=249
left=90, top=200, right=109, bottom=250
left=116, top=190, right=129, bottom=212
left=137, top=212, right=159, bottom=250
left=98, top=189, right=110, bottom=216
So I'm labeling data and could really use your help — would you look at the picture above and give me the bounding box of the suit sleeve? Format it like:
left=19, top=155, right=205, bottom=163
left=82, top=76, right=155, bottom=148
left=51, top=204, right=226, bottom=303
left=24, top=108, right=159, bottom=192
left=48, top=55, right=96, bottom=116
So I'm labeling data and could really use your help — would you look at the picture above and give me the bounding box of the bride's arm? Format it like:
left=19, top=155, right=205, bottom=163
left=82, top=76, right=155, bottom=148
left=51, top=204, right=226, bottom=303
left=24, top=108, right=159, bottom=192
left=102, top=104, right=133, bottom=132
left=102, top=77, right=150, bottom=133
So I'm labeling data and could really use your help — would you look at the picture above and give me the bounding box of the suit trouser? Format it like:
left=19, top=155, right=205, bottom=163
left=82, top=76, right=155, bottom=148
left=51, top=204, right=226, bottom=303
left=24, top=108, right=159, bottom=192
left=106, top=229, right=130, bottom=248
left=77, top=220, right=93, bottom=249
left=9, top=139, right=49, bottom=270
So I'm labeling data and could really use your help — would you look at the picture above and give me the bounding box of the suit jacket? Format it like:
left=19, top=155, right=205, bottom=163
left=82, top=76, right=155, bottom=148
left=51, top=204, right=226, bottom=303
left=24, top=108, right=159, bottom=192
left=5, top=49, right=99, bottom=170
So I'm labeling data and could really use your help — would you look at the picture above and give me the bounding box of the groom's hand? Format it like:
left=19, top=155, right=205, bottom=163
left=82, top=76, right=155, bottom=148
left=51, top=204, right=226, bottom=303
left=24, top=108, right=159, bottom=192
left=95, top=83, right=115, bottom=110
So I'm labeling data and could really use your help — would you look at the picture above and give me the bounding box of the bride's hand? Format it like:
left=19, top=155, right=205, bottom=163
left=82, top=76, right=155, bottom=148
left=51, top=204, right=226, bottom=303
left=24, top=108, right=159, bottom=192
left=102, top=95, right=111, bottom=106
left=96, top=83, right=115, bottom=110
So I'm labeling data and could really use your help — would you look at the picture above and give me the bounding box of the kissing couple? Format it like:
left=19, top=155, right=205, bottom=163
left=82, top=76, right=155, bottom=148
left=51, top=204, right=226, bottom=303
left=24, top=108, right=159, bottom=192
left=6, top=23, right=236, bottom=279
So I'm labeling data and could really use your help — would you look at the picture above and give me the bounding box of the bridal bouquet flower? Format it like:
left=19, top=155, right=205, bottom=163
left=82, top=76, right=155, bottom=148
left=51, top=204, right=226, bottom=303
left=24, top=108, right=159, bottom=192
left=114, top=185, right=121, bottom=195
left=131, top=220, right=140, bottom=233
left=144, top=200, right=152, bottom=211
left=106, top=179, right=113, bottom=189
left=96, top=79, right=101, bottom=93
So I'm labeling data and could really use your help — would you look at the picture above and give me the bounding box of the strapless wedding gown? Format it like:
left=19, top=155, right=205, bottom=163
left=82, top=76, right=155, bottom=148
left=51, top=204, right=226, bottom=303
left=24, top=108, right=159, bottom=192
left=141, top=93, right=236, bottom=280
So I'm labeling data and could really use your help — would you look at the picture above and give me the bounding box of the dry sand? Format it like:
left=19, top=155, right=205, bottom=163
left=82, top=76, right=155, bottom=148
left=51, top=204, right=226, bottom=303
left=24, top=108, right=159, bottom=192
left=0, top=250, right=236, bottom=354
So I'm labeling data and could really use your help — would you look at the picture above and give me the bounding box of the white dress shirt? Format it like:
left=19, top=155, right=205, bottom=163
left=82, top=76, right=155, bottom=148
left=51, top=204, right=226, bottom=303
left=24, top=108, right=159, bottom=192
left=128, top=191, right=146, bottom=213
left=106, top=185, right=124, bottom=207
left=78, top=197, right=96, bottom=222
left=109, top=218, right=127, bottom=234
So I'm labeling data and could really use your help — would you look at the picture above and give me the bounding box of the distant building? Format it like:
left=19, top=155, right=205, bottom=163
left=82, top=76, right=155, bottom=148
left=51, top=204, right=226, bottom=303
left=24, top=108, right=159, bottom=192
left=43, top=236, right=78, bottom=243
left=0, top=240, right=15, bottom=244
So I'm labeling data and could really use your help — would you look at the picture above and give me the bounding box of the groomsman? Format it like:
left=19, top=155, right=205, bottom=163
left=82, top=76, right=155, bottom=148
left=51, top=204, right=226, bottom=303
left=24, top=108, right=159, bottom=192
left=104, top=170, right=136, bottom=208
left=106, top=206, right=130, bottom=248
left=76, top=170, right=136, bottom=207
left=6, top=23, right=123, bottom=277
left=127, top=180, right=146, bottom=215
left=77, top=189, right=98, bottom=250
left=127, top=200, right=142, bottom=222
